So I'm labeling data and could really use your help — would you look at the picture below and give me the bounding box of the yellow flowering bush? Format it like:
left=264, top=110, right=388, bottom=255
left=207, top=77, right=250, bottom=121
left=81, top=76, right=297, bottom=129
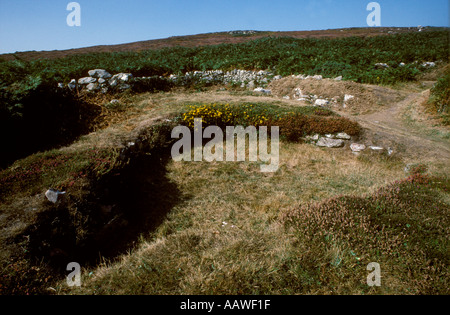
left=182, top=103, right=271, bottom=129
left=180, top=103, right=361, bottom=141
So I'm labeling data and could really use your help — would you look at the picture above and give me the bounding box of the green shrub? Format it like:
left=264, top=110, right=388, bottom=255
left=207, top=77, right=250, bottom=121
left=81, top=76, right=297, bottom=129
left=430, top=67, right=450, bottom=114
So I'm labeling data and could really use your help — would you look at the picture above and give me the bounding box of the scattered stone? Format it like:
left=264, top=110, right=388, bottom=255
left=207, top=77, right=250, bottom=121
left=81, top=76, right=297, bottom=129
left=45, top=189, right=66, bottom=204
left=57, top=82, right=64, bottom=89
left=304, top=134, right=320, bottom=142
left=314, top=99, right=329, bottom=107
left=350, top=143, right=366, bottom=152
left=254, top=87, right=271, bottom=94
left=375, top=63, right=389, bottom=69
left=422, top=62, right=436, bottom=68
left=334, top=76, right=343, bottom=81
left=273, top=75, right=283, bottom=80
left=310, top=75, right=323, bottom=80
left=68, top=79, right=77, bottom=90
left=343, top=94, right=355, bottom=108
left=344, top=94, right=354, bottom=102
left=316, top=137, right=345, bottom=148
left=336, top=132, right=351, bottom=140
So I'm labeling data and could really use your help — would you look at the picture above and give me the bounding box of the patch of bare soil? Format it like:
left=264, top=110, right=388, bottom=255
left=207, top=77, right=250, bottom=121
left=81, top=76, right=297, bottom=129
left=269, top=77, right=404, bottom=115
left=341, top=88, right=450, bottom=165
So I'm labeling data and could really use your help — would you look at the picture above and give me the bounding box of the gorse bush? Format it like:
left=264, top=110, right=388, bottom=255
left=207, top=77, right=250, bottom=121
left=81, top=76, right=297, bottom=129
left=180, top=103, right=359, bottom=141
left=0, top=30, right=447, bottom=166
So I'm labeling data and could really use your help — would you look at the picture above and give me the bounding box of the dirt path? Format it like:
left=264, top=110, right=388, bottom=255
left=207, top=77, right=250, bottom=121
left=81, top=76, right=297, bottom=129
left=338, top=88, right=450, bottom=165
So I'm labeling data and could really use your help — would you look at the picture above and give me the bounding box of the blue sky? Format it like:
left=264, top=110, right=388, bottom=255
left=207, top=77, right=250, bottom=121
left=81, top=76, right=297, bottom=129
left=0, top=0, right=448, bottom=54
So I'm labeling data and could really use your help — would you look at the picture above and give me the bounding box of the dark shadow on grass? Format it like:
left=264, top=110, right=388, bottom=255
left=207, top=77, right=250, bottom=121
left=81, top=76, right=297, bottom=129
left=22, top=135, right=185, bottom=274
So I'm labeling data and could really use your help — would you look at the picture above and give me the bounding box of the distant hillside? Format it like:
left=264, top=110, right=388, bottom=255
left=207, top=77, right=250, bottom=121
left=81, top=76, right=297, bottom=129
left=0, top=27, right=434, bottom=62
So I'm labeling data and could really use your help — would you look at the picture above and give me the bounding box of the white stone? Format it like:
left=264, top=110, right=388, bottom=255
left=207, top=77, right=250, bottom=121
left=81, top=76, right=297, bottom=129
left=109, top=73, right=133, bottom=87
left=86, top=83, right=99, bottom=91
left=316, top=137, right=345, bottom=148
left=254, top=87, right=271, bottom=94
left=78, top=77, right=97, bottom=85
left=314, top=99, right=329, bottom=107
left=350, top=143, right=366, bottom=152
left=45, top=189, right=66, bottom=204
left=344, top=95, right=354, bottom=102
left=336, top=132, right=351, bottom=140
left=88, top=69, right=112, bottom=79
left=422, top=62, right=436, bottom=68
left=68, top=79, right=77, bottom=90
left=375, top=63, right=389, bottom=69
left=304, top=134, right=320, bottom=142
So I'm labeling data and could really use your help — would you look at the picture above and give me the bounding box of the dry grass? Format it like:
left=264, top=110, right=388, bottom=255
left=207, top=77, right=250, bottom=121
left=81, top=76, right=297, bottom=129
left=56, top=140, right=431, bottom=295
left=2, top=84, right=449, bottom=295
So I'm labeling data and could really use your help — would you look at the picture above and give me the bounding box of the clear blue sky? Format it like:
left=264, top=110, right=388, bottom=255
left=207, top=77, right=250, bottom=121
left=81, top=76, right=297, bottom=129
left=0, top=0, right=448, bottom=54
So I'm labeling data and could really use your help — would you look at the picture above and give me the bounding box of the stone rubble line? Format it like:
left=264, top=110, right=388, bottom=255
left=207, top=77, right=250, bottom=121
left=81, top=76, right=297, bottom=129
left=59, top=60, right=436, bottom=94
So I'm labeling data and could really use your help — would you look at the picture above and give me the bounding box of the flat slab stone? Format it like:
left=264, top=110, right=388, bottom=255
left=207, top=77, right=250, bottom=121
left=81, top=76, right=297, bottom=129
left=316, top=137, right=345, bottom=148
